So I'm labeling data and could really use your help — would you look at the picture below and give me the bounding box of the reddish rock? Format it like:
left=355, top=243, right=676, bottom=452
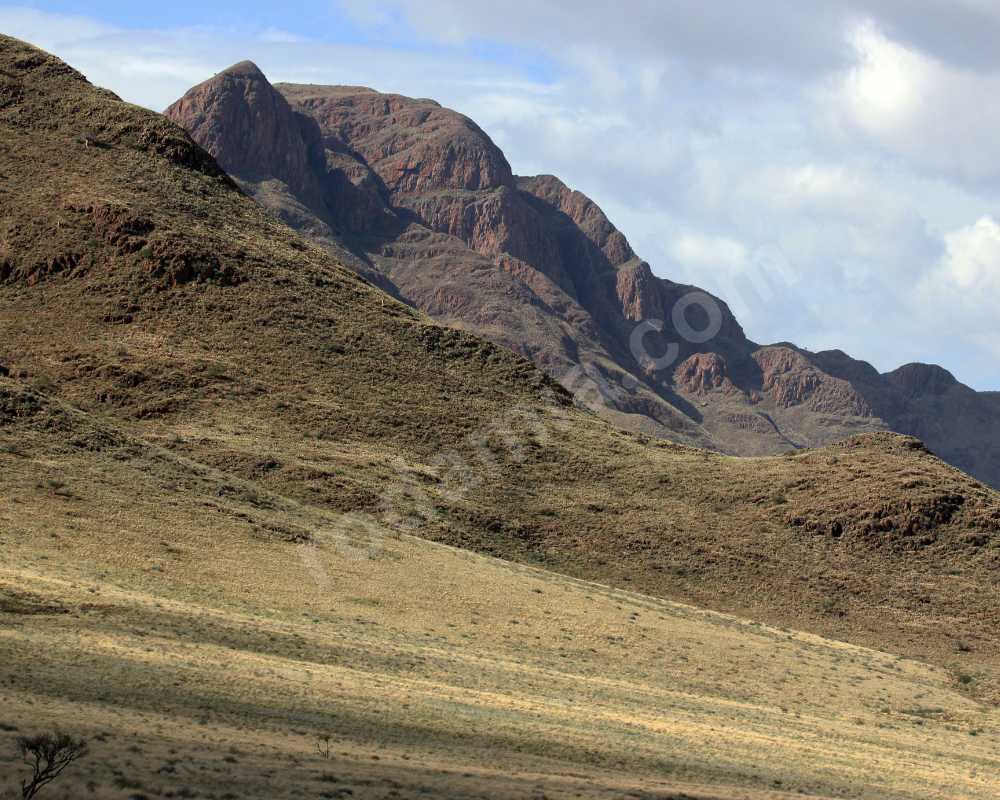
left=166, top=62, right=324, bottom=202
left=753, top=347, right=872, bottom=416
left=276, top=84, right=514, bottom=195
left=518, top=174, right=635, bottom=267
left=615, top=262, right=667, bottom=322
left=165, top=65, right=389, bottom=236
left=165, top=63, right=1000, bottom=488
left=675, top=353, right=740, bottom=396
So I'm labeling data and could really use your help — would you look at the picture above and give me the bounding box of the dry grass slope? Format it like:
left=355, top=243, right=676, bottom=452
left=2, top=389, right=999, bottom=799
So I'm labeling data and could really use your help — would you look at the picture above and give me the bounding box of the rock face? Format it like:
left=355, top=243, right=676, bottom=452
left=886, top=363, right=960, bottom=399
left=753, top=347, right=872, bottom=416
left=675, top=353, right=740, bottom=396
left=167, top=62, right=318, bottom=193
left=165, top=68, right=395, bottom=272
left=167, top=64, right=1000, bottom=487
left=289, top=86, right=515, bottom=195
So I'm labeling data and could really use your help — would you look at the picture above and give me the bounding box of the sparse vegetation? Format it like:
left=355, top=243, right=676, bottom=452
left=315, top=734, right=333, bottom=759
left=37, top=479, right=74, bottom=499
left=16, top=732, right=88, bottom=799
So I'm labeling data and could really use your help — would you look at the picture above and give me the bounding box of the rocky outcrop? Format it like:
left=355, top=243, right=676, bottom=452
left=518, top=175, right=635, bottom=267
left=753, top=347, right=873, bottom=417
left=675, top=353, right=740, bottom=396
left=278, top=85, right=515, bottom=196
left=615, top=261, right=666, bottom=322
left=166, top=62, right=325, bottom=201
left=165, top=66, right=392, bottom=237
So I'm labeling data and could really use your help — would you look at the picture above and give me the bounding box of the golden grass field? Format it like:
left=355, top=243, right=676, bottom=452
left=2, top=430, right=1000, bottom=800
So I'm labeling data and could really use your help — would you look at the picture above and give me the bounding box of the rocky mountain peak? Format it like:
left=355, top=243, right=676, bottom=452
left=753, top=346, right=873, bottom=417
left=219, top=60, right=267, bottom=80
left=165, top=62, right=1000, bottom=488
left=165, top=60, right=323, bottom=198
left=886, top=363, right=960, bottom=398
left=277, top=84, right=515, bottom=195
left=517, top=174, right=636, bottom=267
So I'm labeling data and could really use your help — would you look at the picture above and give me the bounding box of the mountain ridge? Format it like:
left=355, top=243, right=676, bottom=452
left=166, top=60, right=1000, bottom=487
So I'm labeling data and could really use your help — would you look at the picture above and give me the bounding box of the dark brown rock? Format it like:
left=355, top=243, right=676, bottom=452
left=886, top=363, right=960, bottom=398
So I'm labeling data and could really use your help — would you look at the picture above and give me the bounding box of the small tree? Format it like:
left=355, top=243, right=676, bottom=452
left=17, top=732, right=88, bottom=799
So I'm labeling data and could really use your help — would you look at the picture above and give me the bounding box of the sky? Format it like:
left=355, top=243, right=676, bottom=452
left=4, top=1, right=1000, bottom=390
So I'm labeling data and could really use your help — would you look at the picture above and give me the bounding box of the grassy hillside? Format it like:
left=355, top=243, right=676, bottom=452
left=1, top=35, right=1000, bottom=797
left=2, top=385, right=999, bottom=799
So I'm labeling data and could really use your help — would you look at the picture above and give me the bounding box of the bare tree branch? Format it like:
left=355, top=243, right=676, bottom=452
left=17, top=732, right=88, bottom=799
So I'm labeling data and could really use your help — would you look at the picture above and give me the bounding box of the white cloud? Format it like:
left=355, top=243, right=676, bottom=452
left=907, top=217, right=1000, bottom=382
left=259, top=28, right=306, bottom=44
left=671, top=233, right=751, bottom=275
left=0, top=6, right=540, bottom=111
left=918, top=217, right=1000, bottom=324
left=337, top=0, right=855, bottom=77
left=817, top=20, right=1000, bottom=184
left=0, top=8, right=224, bottom=108
left=0, top=6, right=115, bottom=48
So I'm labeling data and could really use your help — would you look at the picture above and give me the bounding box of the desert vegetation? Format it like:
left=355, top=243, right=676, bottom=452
left=14, top=732, right=88, bottom=799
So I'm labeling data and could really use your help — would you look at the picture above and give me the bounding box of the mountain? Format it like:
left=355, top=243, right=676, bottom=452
left=4, top=33, right=1000, bottom=797
left=5, top=30, right=1000, bottom=671
left=167, top=62, right=1000, bottom=488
